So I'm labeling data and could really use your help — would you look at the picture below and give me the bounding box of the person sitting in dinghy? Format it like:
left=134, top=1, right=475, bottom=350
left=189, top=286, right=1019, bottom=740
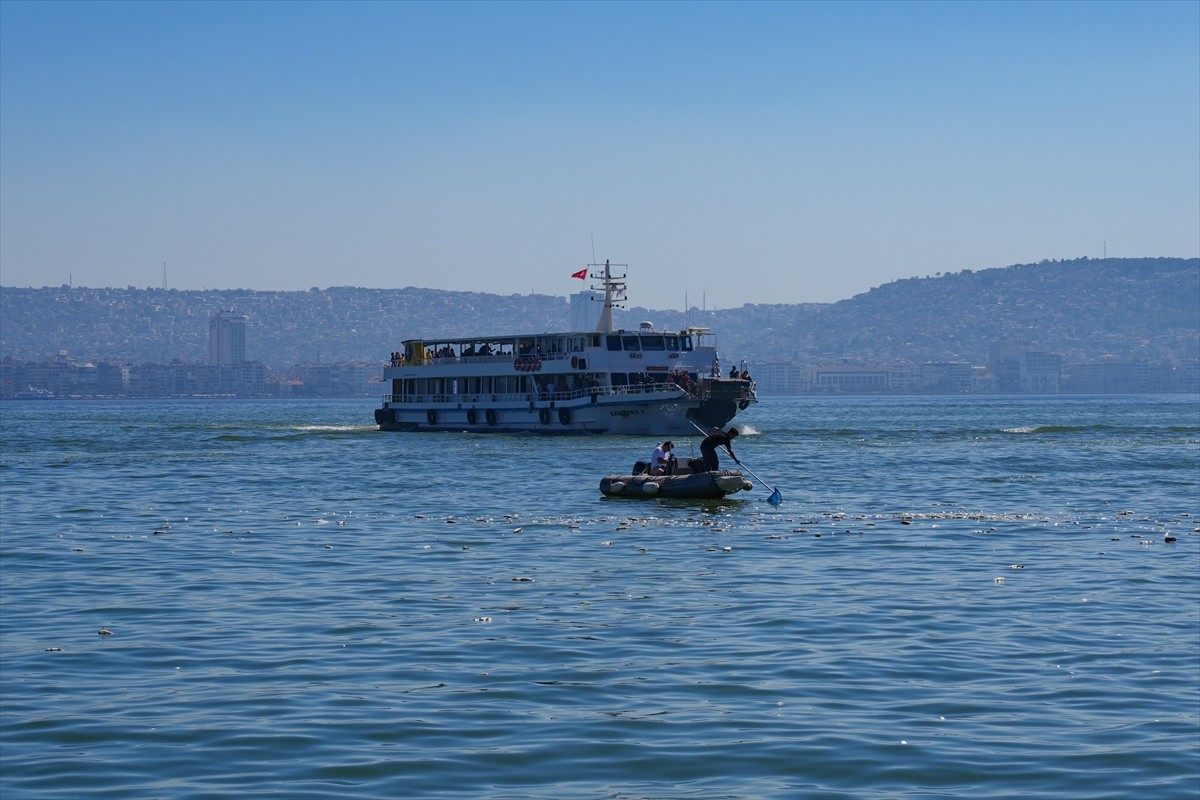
left=650, top=440, right=676, bottom=475
left=700, top=428, right=739, bottom=472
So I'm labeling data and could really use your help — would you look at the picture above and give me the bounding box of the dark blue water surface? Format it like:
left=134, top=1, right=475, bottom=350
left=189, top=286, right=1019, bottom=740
left=2, top=395, right=1198, bottom=799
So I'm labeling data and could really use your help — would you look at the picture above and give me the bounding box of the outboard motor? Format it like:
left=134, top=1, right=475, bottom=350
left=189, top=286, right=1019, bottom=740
left=632, top=460, right=650, bottom=476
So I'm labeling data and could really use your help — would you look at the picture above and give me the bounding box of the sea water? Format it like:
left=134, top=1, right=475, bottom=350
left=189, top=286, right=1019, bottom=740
left=1, top=395, right=1197, bottom=799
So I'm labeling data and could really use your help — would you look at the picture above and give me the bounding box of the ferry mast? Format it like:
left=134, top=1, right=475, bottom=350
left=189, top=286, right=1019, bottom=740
left=590, top=260, right=627, bottom=334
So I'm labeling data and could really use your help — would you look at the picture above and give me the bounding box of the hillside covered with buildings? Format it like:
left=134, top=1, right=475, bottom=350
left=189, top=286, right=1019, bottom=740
left=1, top=257, right=1197, bottom=398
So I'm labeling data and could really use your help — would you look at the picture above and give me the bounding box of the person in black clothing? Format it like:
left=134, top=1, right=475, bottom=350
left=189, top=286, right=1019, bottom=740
left=699, top=427, right=739, bottom=472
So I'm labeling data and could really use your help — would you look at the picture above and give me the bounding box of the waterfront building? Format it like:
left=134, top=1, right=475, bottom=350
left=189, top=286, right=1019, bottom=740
left=209, top=311, right=247, bottom=366
left=918, top=361, right=973, bottom=393
left=809, top=364, right=893, bottom=393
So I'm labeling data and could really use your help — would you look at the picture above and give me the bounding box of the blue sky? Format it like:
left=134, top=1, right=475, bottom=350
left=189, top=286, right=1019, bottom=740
left=2, top=0, right=1197, bottom=309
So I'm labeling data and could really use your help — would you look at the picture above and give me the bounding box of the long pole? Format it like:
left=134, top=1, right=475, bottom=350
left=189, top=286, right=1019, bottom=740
left=688, top=421, right=782, bottom=504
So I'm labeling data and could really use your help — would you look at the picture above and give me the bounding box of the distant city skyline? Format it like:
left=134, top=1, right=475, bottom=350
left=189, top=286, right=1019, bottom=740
left=1, top=1, right=1197, bottom=309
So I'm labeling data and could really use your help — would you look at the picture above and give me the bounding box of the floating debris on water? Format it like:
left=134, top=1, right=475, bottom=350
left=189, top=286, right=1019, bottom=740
left=512, top=576, right=534, bottom=582
left=98, top=629, right=113, bottom=636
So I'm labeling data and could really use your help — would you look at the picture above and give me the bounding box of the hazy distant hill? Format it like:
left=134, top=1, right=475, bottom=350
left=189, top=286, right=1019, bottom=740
left=1, top=257, right=1196, bottom=369
left=767, top=257, right=1199, bottom=365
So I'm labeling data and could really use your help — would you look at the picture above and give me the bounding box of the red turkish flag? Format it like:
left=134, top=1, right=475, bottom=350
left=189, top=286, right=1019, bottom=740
left=571, top=268, right=587, bottom=279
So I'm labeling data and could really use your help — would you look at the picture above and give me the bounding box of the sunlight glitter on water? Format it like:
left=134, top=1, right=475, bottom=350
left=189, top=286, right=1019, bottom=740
left=1, top=396, right=1197, bottom=799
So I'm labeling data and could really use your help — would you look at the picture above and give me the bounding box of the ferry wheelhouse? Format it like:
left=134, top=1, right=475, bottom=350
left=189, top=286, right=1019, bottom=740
left=374, top=262, right=756, bottom=435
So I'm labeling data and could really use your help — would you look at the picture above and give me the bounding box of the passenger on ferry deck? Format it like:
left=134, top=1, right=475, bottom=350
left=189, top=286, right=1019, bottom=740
left=729, top=365, right=740, bottom=379
left=479, top=343, right=493, bottom=355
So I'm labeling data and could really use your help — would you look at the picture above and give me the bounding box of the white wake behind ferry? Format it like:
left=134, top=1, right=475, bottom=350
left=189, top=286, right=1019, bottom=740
left=374, top=261, right=756, bottom=435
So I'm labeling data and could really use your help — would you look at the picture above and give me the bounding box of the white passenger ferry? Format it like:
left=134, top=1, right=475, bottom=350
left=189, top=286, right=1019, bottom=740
left=374, top=261, right=756, bottom=435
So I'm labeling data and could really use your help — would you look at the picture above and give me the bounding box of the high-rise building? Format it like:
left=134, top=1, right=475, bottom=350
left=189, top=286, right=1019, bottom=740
left=209, top=310, right=246, bottom=365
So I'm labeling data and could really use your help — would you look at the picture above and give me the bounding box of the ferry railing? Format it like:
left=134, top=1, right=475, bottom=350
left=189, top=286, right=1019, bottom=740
left=381, top=382, right=689, bottom=407
left=390, top=351, right=576, bottom=367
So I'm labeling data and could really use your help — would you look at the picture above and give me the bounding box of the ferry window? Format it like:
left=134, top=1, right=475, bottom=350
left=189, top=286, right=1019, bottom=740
left=606, top=335, right=622, bottom=351
left=587, top=334, right=600, bottom=348
left=665, top=336, right=679, bottom=351
left=622, top=336, right=640, bottom=351
left=681, top=336, right=694, bottom=351
left=641, top=336, right=665, bottom=351
left=611, top=373, right=628, bottom=387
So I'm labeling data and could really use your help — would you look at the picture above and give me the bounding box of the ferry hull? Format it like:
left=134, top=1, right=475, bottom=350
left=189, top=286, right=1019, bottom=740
left=375, top=393, right=739, bottom=436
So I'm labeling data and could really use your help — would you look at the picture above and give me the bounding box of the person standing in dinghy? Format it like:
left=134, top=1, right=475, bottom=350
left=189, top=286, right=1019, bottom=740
left=700, top=427, right=739, bottom=472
